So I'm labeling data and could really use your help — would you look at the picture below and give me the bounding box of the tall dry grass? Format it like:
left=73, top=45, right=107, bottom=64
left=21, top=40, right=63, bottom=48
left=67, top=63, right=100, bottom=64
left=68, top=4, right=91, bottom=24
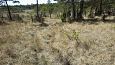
left=0, top=20, right=115, bottom=65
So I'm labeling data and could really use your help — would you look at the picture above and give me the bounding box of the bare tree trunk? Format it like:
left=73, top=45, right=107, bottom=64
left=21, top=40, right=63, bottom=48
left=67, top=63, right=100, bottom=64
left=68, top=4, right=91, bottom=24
left=89, top=6, right=95, bottom=18
left=71, top=0, right=76, bottom=20
left=48, top=4, right=52, bottom=18
left=5, top=1, right=12, bottom=20
left=49, top=13, right=51, bottom=18
left=99, top=0, right=103, bottom=15
left=36, top=0, right=39, bottom=20
left=78, top=0, right=84, bottom=20
left=48, top=0, right=52, bottom=18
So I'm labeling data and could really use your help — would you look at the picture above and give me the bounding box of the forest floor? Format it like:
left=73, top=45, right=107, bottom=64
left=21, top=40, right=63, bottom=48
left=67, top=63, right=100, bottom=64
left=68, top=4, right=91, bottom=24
left=0, top=18, right=115, bottom=65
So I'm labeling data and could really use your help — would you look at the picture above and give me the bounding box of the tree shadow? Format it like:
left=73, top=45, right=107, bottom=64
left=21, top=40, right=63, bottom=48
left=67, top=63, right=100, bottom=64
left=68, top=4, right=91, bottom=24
left=82, top=19, right=101, bottom=25
left=103, top=19, right=115, bottom=23
left=39, top=22, right=49, bottom=27
left=76, top=18, right=115, bottom=25
left=0, top=21, right=9, bottom=26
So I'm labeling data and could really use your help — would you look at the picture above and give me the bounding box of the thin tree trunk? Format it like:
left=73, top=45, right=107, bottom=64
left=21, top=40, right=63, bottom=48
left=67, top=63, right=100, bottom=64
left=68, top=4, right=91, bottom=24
left=49, top=13, right=51, bottom=18
left=99, top=0, right=103, bottom=15
left=36, top=0, right=39, bottom=20
left=5, top=1, right=12, bottom=20
left=89, top=6, right=95, bottom=18
left=78, top=0, right=84, bottom=19
left=48, top=3, right=52, bottom=18
left=71, top=0, right=76, bottom=20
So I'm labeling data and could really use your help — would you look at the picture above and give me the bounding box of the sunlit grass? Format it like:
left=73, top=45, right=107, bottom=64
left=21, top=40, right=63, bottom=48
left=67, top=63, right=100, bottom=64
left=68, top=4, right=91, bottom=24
left=0, top=20, right=115, bottom=65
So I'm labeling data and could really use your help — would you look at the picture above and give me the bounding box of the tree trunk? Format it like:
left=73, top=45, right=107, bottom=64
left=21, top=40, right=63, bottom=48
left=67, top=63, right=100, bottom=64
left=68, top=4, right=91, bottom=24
left=71, top=0, right=76, bottom=20
left=49, top=13, right=51, bottom=18
left=36, top=0, right=39, bottom=20
left=5, top=1, right=12, bottom=20
left=48, top=4, right=52, bottom=18
left=98, top=0, right=103, bottom=15
left=89, top=7, right=95, bottom=18
left=78, top=0, right=84, bottom=20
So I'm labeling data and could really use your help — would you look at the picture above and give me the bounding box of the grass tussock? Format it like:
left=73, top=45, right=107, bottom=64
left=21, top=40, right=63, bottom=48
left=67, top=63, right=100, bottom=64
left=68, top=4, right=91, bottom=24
left=0, top=20, right=115, bottom=65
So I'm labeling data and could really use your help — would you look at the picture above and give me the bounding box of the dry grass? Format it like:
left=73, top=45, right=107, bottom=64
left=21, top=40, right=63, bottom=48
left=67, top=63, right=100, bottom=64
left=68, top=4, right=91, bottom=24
left=0, top=19, right=115, bottom=65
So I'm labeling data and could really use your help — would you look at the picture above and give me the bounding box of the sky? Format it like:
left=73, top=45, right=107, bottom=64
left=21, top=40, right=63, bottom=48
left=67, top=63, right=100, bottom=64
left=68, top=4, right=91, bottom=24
left=8, top=0, right=57, bottom=5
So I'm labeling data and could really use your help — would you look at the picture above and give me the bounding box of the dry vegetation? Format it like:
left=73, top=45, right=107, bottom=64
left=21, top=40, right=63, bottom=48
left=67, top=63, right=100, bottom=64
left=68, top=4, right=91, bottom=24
left=0, top=19, right=115, bottom=65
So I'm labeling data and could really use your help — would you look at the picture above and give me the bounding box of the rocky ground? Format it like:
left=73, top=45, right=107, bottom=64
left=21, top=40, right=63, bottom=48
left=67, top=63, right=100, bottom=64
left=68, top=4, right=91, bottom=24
left=0, top=18, right=115, bottom=65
